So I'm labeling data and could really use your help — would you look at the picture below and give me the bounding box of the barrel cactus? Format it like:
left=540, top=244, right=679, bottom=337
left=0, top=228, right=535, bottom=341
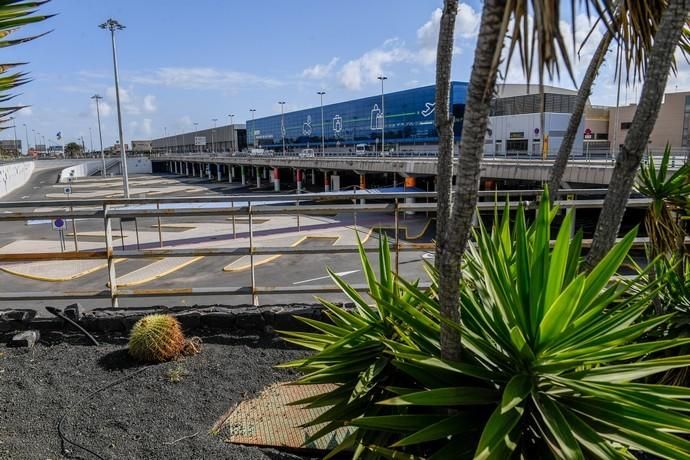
left=128, top=314, right=186, bottom=363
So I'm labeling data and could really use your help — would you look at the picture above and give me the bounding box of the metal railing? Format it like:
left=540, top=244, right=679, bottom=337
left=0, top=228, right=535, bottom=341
left=0, top=190, right=652, bottom=308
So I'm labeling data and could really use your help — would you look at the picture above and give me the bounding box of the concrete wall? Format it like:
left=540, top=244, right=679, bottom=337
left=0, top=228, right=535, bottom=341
left=58, top=157, right=151, bottom=182
left=485, top=112, right=583, bottom=156
left=0, top=161, right=34, bottom=198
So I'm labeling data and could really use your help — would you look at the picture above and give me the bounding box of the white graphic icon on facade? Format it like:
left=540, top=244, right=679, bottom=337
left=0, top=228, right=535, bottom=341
left=302, top=115, right=312, bottom=136
left=370, top=104, right=383, bottom=130
left=332, top=114, right=342, bottom=135
left=421, top=102, right=436, bottom=117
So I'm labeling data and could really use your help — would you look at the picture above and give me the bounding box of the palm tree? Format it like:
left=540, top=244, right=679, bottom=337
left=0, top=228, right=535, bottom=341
left=547, top=30, right=612, bottom=200
left=432, top=0, right=672, bottom=360
left=585, top=0, right=690, bottom=268
left=433, top=0, right=461, bottom=360
left=0, top=1, right=52, bottom=127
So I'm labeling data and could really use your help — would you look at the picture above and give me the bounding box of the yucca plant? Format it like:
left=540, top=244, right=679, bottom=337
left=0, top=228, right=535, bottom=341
left=356, top=195, right=690, bottom=459
left=635, top=143, right=690, bottom=257
left=279, top=234, right=442, bottom=459
left=0, top=1, right=52, bottom=125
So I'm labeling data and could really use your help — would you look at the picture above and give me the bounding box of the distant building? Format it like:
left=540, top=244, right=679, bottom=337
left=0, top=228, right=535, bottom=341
left=584, top=90, right=690, bottom=155
left=131, top=140, right=152, bottom=153
left=151, top=124, right=247, bottom=154
left=243, top=82, right=581, bottom=157
left=0, top=139, right=21, bottom=156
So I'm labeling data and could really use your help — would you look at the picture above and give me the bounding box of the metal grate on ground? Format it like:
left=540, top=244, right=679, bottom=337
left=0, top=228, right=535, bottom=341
left=222, top=382, right=352, bottom=451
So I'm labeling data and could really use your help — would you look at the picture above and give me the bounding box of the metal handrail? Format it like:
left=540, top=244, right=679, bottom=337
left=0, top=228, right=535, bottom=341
left=0, top=193, right=652, bottom=308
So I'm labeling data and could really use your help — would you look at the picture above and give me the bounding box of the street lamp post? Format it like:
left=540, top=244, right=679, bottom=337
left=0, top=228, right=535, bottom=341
left=278, top=101, right=286, bottom=156
left=91, top=94, right=106, bottom=176
left=22, top=123, right=28, bottom=155
left=89, top=127, right=94, bottom=154
left=211, top=118, right=217, bottom=153
left=249, top=109, right=256, bottom=148
left=100, top=18, right=130, bottom=197
left=228, top=114, right=234, bottom=152
left=8, top=117, right=17, bottom=156
left=163, top=126, right=167, bottom=154
left=193, top=122, right=199, bottom=152
left=317, top=91, right=325, bottom=156
left=377, top=75, right=387, bottom=156
left=32, top=129, right=36, bottom=149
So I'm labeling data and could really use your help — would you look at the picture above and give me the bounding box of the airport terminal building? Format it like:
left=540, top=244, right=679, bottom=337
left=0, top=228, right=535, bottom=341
left=246, top=82, right=582, bottom=156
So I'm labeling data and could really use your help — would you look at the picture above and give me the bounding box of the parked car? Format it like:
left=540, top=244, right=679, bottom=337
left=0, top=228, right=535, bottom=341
left=299, top=148, right=315, bottom=157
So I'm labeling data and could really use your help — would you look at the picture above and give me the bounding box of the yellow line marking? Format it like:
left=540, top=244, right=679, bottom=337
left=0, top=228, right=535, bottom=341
left=115, top=256, right=205, bottom=287
left=0, top=259, right=127, bottom=282
left=222, top=235, right=341, bottom=272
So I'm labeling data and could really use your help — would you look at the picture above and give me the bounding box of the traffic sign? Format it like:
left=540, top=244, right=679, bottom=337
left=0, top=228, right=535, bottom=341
left=52, top=217, right=65, bottom=231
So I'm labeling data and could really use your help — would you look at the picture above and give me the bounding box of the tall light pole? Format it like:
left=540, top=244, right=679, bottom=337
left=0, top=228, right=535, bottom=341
left=211, top=118, right=217, bottom=152
left=278, top=101, right=286, bottom=156
left=22, top=123, right=28, bottom=155
left=89, top=127, right=94, bottom=154
left=317, top=91, right=325, bottom=156
left=193, top=122, right=199, bottom=152
left=100, top=18, right=130, bottom=198
left=228, top=114, right=234, bottom=152
left=377, top=75, right=387, bottom=156
left=92, top=94, right=106, bottom=175
left=32, top=129, right=36, bottom=149
left=163, top=126, right=168, bottom=154
left=8, top=117, right=17, bottom=156
left=249, top=109, right=256, bottom=148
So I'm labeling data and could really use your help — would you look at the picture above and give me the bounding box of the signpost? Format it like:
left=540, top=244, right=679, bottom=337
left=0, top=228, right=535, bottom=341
left=52, top=217, right=66, bottom=252
left=64, top=186, right=78, bottom=252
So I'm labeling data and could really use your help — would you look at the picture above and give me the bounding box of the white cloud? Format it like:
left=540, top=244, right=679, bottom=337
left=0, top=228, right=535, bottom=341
left=416, top=4, right=481, bottom=65
left=141, top=118, right=153, bottom=136
left=106, top=86, right=131, bottom=104
left=143, top=94, right=157, bottom=113
left=302, top=57, right=339, bottom=79
left=96, top=100, right=112, bottom=118
left=339, top=42, right=413, bottom=90
left=130, top=67, right=282, bottom=90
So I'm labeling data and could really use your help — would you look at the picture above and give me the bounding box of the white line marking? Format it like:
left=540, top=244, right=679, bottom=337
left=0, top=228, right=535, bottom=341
left=21, top=196, right=29, bottom=199
left=422, top=252, right=435, bottom=260
left=293, top=270, right=359, bottom=285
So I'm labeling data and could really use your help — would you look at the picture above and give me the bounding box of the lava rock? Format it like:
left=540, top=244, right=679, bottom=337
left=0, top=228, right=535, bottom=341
left=9, top=330, right=40, bottom=348
left=63, top=303, right=83, bottom=321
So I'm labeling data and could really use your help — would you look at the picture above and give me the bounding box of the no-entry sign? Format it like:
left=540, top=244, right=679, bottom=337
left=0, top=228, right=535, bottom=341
left=52, top=217, right=65, bottom=231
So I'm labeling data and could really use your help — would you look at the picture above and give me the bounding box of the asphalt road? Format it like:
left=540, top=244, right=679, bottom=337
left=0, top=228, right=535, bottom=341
left=0, top=167, right=430, bottom=314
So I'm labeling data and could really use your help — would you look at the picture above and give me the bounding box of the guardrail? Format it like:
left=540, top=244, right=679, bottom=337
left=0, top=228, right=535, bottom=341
left=0, top=190, right=652, bottom=308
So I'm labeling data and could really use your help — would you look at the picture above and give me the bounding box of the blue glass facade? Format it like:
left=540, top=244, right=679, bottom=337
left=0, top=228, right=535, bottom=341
left=246, top=82, right=468, bottom=150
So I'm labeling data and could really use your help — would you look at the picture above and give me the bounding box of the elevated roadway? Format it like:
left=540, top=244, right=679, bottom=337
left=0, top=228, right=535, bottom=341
left=156, top=153, right=641, bottom=186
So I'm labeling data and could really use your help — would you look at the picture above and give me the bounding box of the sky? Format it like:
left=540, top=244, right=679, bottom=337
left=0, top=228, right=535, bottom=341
left=5, top=0, right=690, bottom=151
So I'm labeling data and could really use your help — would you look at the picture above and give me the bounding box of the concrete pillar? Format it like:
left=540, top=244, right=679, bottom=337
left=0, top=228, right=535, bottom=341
left=241, top=166, right=246, bottom=185
left=332, top=175, right=341, bottom=192
left=404, top=176, right=416, bottom=215
left=217, top=164, right=222, bottom=181
left=273, top=168, right=280, bottom=192
left=311, top=169, right=316, bottom=185
left=324, top=171, right=330, bottom=192
left=229, top=165, right=233, bottom=183
left=296, top=169, right=303, bottom=194
left=359, top=174, right=366, bottom=190
left=207, top=164, right=213, bottom=180
left=185, top=162, right=189, bottom=176
left=263, top=167, right=268, bottom=180
left=256, top=167, right=261, bottom=188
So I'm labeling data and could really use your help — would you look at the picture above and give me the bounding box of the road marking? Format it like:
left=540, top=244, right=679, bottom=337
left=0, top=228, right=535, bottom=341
left=21, top=195, right=29, bottom=199
left=293, top=270, right=359, bottom=285
left=422, top=252, right=435, bottom=260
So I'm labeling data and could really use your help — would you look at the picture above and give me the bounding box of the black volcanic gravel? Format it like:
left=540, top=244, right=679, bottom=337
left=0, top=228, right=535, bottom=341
left=0, top=335, right=312, bottom=459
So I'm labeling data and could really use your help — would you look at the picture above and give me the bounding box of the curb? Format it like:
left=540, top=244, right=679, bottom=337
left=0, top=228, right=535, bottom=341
left=0, top=303, right=338, bottom=340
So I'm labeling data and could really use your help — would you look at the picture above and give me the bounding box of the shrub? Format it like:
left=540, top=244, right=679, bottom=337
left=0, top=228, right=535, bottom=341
left=279, top=234, right=441, bottom=457
left=128, top=314, right=186, bottom=363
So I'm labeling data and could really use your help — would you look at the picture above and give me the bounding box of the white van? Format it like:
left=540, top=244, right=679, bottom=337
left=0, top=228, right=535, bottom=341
left=355, top=144, right=367, bottom=156
left=299, top=148, right=315, bottom=157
